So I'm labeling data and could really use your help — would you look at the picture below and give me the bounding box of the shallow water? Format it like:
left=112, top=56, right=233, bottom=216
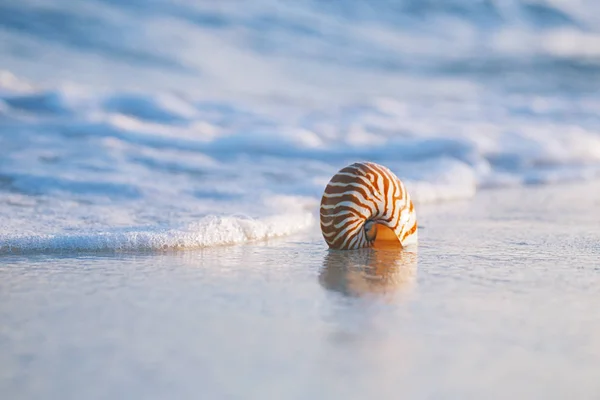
left=2, top=182, right=600, bottom=400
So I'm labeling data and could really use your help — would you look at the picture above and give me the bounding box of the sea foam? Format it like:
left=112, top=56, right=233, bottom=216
left=0, top=213, right=314, bottom=255
left=2, top=73, right=600, bottom=253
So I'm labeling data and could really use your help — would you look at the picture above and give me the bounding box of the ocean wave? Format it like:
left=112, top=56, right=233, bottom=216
left=2, top=0, right=600, bottom=253
left=2, top=73, right=600, bottom=209
left=2, top=0, right=600, bottom=100
left=0, top=213, right=314, bottom=255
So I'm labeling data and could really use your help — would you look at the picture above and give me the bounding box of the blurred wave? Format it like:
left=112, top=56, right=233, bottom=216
left=2, top=0, right=600, bottom=97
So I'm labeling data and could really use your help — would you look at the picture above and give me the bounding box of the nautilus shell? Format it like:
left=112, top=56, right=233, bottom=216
left=320, top=162, right=417, bottom=250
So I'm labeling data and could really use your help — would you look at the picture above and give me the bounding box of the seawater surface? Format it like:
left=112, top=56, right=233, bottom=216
left=2, top=182, right=600, bottom=399
left=2, top=0, right=600, bottom=251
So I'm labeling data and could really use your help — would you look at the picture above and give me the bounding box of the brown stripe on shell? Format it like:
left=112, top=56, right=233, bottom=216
left=401, top=221, right=418, bottom=241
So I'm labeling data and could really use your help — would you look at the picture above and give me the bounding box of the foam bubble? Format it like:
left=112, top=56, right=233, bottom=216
left=0, top=213, right=314, bottom=255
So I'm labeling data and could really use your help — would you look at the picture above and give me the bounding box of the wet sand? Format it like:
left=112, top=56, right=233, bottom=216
left=2, top=182, right=600, bottom=399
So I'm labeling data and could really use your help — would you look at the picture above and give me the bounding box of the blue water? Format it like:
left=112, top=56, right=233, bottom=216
left=1, top=0, right=600, bottom=251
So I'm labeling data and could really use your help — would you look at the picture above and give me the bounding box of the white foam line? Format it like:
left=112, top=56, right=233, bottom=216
left=0, top=213, right=314, bottom=255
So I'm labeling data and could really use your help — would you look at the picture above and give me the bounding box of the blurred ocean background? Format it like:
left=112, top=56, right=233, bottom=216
left=2, top=0, right=600, bottom=252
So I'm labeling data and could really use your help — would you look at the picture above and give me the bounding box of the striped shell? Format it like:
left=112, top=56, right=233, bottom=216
left=320, top=162, right=417, bottom=250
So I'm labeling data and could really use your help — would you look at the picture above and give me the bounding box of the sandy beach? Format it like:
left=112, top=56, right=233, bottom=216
left=2, top=181, right=600, bottom=399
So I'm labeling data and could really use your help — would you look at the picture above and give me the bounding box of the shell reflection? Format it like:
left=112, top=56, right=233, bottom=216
left=319, top=247, right=417, bottom=299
